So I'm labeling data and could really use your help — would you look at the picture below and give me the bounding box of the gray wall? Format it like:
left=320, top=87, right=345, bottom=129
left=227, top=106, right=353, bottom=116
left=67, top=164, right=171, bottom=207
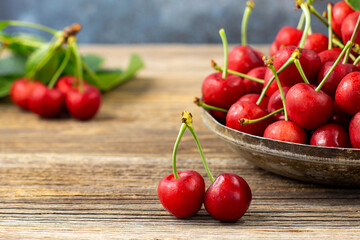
left=0, top=0, right=331, bottom=44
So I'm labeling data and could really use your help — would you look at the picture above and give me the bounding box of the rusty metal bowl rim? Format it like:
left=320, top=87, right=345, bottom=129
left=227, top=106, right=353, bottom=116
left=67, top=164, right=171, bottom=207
left=200, top=108, right=360, bottom=166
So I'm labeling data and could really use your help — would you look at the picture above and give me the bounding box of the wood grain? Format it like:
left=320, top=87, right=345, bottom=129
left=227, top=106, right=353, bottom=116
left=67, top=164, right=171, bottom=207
left=0, top=45, right=359, bottom=239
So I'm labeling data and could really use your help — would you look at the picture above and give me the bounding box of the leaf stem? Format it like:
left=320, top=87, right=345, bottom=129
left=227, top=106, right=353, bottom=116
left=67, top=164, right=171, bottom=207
left=194, top=97, right=228, bottom=113
left=241, top=0, right=255, bottom=46
left=219, top=29, right=228, bottom=79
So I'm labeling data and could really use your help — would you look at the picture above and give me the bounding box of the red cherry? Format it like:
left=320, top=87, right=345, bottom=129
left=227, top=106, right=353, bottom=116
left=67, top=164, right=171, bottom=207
left=28, top=82, right=64, bottom=118
left=243, top=66, right=267, bottom=94
left=267, top=87, right=290, bottom=120
left=237, top=93, right=269, bottom=110
left=303, top=33, right=329, bottom=54
left=10, top=78, right=38, bottom=110
left=263, top=120, right=307, bottom=144
left=227, top=46, right=263, bottom=73
left=55, top=75, right=88, bottom=95
left=318, top=48, right=344, bottom=65
left=158, top=171, right=205, bottom=219
left=204, top=173, right=251, bottom=222
left=274, top=26, right=303, bottom=49
left=226, top=101, right=272, bottom=136
left=270, top=41, right=279, bottom=57
left=328, top=102, right=352, bottom=128
left=335, top=71, right=360, bottom=115
left=65, top=85, right=102, bottom=120
left=286, top=83, right=333, bottom=129
left=310, top=123, right=350, bottom=148
left=341, top=11, right=360, bottom=46
left=349, top=112, right=360, bottom=148
left=332, top=1, right=354, bottom=36
left=263, top=69, right=290, bottom=97
left=317, top=62, right=358, bottom=98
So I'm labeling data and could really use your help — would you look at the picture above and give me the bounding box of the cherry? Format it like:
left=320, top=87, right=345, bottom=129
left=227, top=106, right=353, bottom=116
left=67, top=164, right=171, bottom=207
left=318, top=48, right=344, bottom=65
left=10, top=78, right=39, bottom=110
left=55, top=75, right=88, bottom=95
left=204, top=173, right=252, bottom=222
left=270, top=41, right=279, bottom=57
left=263, top=69, right=290, bottom=97
left=237, top=93, right=269, bottom=110
left=317, top=62, right=358, bottom=98
left=328, top=102, right=352, bottom=128
left=65, top=85, right=101, bottom=120
left=341, top=11, right=360, bottom=45
left=28, top=82, right=64, bottom=118
left=273, top=26, right=303, bottom=50
left=286, top=83, right=333, bottom=129
left=335, top=71, right=360, bottom=115
left=227, top=45, right=263, bottom=73
left=243, top=66, right=266, bottom=94
left=349, top=112, right=360, bottom=148
left=332, top=1, right=354, bottom=36
left=158, top=170, right=205, bottom=219
left=310, top=123, right=350, bottom=148
left=226, top=101, right=272, bottom=136
left=263, top=120, right=307, bottom=144
left=303, top=33, right=329, bottom=54
left=267, top=87, right=290, bottom=120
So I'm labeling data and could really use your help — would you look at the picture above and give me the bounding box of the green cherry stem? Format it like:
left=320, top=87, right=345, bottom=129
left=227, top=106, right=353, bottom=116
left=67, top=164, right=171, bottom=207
left=266, top=59, right=288, bottom=121
left=2, top=20, right=58, bottom=35
left=194, top=97, right=228, bottom=113
left=211, top=60, right=264, bottom=84
left=297, top=12, right=305, bottom=30
left=48, top=47, right=71, bottom=88
left=172, top=122, right=187, bottom=180
left=241, top=0, right=255, bottom=46
left=343, top=15, right=360, bottom=64
left=219, top=28, right=228, bottom=79
left=182, top=112, right=215, bottom=183
left=354, top=55, right=360, bottom=66
left=316, top=41, right=353, bottom=92
left=239, top=108, right=284, bottom=125
left=332, top=38, right=356, bottom=61
left=298, top=1, right=311, bottom=48
left=68, top=36, right=84, bottom=92
left=292, top=49, right=310, bottom=84
left=327, top=3, right=333, bottom=50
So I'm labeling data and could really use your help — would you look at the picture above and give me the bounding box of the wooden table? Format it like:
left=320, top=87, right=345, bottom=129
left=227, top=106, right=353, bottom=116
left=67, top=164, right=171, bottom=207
left=0, top=45, right=359, bottom=239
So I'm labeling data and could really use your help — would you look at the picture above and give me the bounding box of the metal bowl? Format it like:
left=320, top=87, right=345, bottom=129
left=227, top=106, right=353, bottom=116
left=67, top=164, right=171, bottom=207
left=200, top=108, right=360, bottom=187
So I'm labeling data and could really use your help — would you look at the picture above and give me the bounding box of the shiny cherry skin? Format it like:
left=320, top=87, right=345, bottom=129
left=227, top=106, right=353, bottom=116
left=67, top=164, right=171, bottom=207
left=10, top=78, right=39, bottom=110
left=267, top=87, right=290, bottom=120
left=349, top=112, right=360, bottom=148
left=263, top=120, right=307, bottom=144
left=243, top=66, right=267, bottom=94
left=158, top=171, right=205, bottom=219
left=226, top=101, right=272, bottom=136
left=328, top=102, right=352, bottom=128
left=335, top=72, right=360, bottom=115
left=237, top=93, right=269, bottom=110
left=286, top=83, right=333, bottom=130
left=274, top=26, right=303, bottom=50
left=341, top=11, right=360, bottom=46
left=202, top=72, right=245, bottom=122
left=318, top=48, right=344, bottom=65
left=227, top=45, right=263, bottom=73
left=204, top=173, right=251, bottom=222
left=55, top=75, right=89, bottom=95
left=332, top=1, right=354, bottom=36
left=263, top=69, right=290, bottom=97
left=28, top=82, right=64, bottom=118
left=317, top=62, right=358, bottom=98
left=310, top=123, right=350, bottom=148
left=65, top=85, right=102, bottom=120
left=303, top=33, right=329, bottom=54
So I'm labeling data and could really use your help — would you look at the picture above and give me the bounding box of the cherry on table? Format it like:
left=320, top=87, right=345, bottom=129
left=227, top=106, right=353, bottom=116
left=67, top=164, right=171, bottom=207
left=332, top=1, right=354, bottom=36
left=10, top=78, right=39, bottom=110
left=310, top=123, right=351, bottom=148
left=263, top=120, right=307, bottom=144
left=267, top=87, right=290, bottom=121
left=349, top=112, right=360, bottom=148
left=303, top=33, right=329, bottom=54
left=335, top=71, right=360, bottom=115
left=244, top=66, right=267, bottom=94
left=204, top=173, right=252, bottom=222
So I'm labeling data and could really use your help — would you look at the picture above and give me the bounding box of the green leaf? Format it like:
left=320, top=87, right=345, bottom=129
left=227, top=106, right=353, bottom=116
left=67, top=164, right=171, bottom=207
left=0, top=55, right=26, bottom=76
left=346, top=0, right=360, bottom=10
left=26, top=43, right=52, bottom=73
left=82, top=54, right=104, bottom=72
left=0, top=21, right=10, bottom=31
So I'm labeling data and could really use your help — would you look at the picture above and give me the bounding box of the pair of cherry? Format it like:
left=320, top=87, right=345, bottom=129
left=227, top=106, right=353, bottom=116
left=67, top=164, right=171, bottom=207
left=158, top=112, right=252, bottom=222
left=10, top=75, right=101, bottom=120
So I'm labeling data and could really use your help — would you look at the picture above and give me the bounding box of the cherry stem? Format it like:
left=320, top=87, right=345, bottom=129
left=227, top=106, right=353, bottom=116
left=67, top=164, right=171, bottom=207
left=332, top=39, right=356, bottom=61
left=298, top=1, right=311, bottom=48
left=194, top=97, right=228, bottom=113
left=68, top=36, right=84, bottom=93
left=211, top=60, right=264, bottom=84
left=219, top=29, right=228, bottom=79
left=316, top=41, right=353, bottom=92
left=239, top=108, right=284, bottom=125
left=241, top=0, right=254, bottom=46
left=182, top=112, right=215, bottom=183
left=294, top=59, right=310, bottom=84
left=354, top=55, right=360, bottom=66
left=297, top=12, right=305, bottom=30
left=266, top=60, right=288, bottom=121
left=256, top=57, right=294, bottom=105
left=327, top=3, right=333, bottom=50
left=172, top=123, right=187, bottom=180
left=48, top=47, right=71, bottom=88
left=3, top=20, right=58, bottom=35
left=343, top=15, right=360, bottom=64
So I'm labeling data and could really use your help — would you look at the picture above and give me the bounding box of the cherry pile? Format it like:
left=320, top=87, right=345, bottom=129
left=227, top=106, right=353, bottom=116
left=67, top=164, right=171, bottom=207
left=158, top=112, right=252, bottom=221
left=197, top=0, right=360, bottom=149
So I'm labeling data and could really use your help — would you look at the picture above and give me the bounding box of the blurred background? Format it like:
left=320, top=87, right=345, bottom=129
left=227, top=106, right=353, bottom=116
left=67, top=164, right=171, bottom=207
left=0, top=0, right=329, bottom=44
